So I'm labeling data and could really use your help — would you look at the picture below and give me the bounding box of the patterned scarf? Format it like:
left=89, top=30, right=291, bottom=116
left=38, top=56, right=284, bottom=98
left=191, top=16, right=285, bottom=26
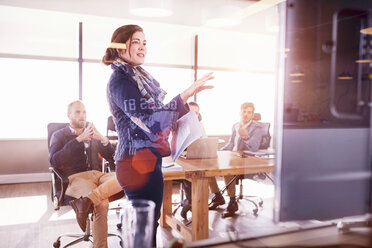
left=112, top=58, right=167, bottom=108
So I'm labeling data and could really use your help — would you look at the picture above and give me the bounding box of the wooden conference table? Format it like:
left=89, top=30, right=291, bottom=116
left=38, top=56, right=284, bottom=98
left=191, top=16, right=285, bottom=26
left=160, top=150, right=274, bottom=241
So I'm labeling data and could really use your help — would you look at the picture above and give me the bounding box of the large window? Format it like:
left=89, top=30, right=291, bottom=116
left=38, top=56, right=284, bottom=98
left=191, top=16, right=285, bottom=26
left=82, top=62, right=112, bottom=135
left=0, top=58, right=78, bottom=139
left=0, top=6, right=79, bottom=139
left=145, top=66, right=194, bottom=103
left=197, top=70, right=276, bottom=135
left=197, top=29, right=277, bottom=135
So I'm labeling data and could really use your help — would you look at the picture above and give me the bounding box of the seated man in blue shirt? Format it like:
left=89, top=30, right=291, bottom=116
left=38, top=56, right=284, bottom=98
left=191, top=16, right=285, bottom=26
left=209, top=102, right=263, bottom=217
left=49, top=100, right=122, bottom=248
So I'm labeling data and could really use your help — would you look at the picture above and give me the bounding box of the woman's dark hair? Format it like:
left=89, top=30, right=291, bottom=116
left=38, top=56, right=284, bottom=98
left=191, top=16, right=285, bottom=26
left=188, top=101, right=202, bottom=121
left=102, top=24, right=143, bottom=65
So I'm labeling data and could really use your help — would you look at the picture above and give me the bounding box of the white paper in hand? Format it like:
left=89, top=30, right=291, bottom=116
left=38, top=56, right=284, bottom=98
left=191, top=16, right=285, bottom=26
left=170, top=111, right=202, bottom=161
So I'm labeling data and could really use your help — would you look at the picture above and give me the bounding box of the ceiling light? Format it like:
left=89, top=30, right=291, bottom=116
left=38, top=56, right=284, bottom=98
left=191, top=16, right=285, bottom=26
left=289, top=65, right=304, bottom=77
left=291, top=79, right=303, bottom=83
left=203, top=5, right=242, bottom=27
left=355, top=59, right=372, bottom=63
left=360, top=27, right=372, bottom=35
left=337, top=72, right=353, bottom=80
left=129, top=0, right=173, bottom=17
left=289, top=71, right=304, bottom=77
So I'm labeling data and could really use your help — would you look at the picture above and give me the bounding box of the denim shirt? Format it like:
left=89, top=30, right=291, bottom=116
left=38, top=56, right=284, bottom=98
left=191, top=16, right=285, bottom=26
left=106, top=64, right=189, bottom=161
left=221, top=120, right=264, bottom=152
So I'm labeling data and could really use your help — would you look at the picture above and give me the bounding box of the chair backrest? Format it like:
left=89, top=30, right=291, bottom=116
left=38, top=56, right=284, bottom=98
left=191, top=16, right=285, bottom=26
left=259, top=122, right=271, bottom=149
left=253, top=113, right=271, bottom=149
left=47, top=123, right=69, bottom=149
left=106, top=116, right=118, bottom=140
left=47, top=122, right=75, bottom=207
left=253, top=113, right=261, bottom=121
left=107, top=116, right=116, bottom=131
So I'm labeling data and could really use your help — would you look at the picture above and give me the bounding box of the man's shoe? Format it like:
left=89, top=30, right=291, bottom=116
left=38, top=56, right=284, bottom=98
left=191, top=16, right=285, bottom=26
left=180, top=199, right=191, bottom=220
left=70, top=196, right=93, bottom=231
left=209, top=194, right=225, bottom=210
left=226, top=200, right=238, bottom=213
left=222, top=200, right=238, bottom=218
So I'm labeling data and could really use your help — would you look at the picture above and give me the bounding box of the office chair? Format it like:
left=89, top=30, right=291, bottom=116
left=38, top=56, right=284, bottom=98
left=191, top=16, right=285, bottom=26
left=220, top=117, right=273, bottom=217
left=106, top=115, right=118, bottom=140
left=47, top=122, right=124, bottom=248
left=235, top=121, right=273, bottom=215
left=102, top=116, right=118, bottom=173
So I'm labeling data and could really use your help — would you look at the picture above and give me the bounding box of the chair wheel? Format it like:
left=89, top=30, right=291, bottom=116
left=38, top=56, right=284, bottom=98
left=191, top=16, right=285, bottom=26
left=53, top=196, right=60, bottom=210
left=253, top=209, right=258, bottom=215
left=258, top=173, right=266, bottom=180
left=117, top=223, right=122, bottom=229
left=259, top=201, right=263, bottom=207
left=53, top=240, right=60, bottom=248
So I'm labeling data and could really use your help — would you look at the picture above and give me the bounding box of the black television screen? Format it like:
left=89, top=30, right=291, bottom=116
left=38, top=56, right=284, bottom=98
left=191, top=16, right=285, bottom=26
left=274, top=0, right=372, bottom=222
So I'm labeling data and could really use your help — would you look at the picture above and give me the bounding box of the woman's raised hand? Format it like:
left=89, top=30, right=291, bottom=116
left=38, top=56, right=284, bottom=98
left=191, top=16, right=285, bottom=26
left=180, top=72, right=214, bottom=103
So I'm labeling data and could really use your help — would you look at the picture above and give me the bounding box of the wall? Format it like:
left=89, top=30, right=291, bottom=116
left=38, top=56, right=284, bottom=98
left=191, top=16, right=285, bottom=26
left=0, top=139, right=50, bottom=183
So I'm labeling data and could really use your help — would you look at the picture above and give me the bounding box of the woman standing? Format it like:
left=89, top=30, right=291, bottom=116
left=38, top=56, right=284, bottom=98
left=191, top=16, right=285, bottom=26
left=103, top=24, right=213, bottom=247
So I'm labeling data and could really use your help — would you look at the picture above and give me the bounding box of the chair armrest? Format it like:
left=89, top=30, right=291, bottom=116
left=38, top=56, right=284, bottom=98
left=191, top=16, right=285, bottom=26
left=49, top=167, right=69, bottom=207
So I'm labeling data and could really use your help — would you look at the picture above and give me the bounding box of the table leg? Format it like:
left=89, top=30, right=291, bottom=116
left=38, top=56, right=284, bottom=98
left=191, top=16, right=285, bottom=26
left=191, top=175, right=209, bottom=240
left=160, top=180, right=172, bottom=227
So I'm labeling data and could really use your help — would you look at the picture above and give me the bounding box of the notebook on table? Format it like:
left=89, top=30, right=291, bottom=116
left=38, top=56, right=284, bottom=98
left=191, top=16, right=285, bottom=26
left=180, top=137, right=219, bottom=159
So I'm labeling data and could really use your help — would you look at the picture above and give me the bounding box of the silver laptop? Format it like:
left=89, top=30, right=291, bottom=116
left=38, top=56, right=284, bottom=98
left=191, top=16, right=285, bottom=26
left=180, top=137, right=218, bottom=159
